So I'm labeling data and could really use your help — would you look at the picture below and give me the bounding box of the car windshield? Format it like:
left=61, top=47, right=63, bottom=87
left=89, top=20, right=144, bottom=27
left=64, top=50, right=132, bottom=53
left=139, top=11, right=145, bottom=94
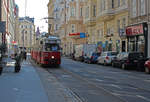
left=45, top=43, right=59, bottom=51
left=107, top=52, right=118, bottom=56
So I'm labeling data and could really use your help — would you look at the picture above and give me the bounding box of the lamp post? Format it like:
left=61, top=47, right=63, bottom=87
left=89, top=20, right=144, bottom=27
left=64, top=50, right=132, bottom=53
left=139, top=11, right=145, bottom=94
left=41, top=17, right=54, bottom=36
left=21, top=29, right=25, bottom=51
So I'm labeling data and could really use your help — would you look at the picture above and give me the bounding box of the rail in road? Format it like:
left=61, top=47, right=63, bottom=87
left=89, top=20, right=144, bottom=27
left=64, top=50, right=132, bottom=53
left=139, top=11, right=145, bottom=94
left=61, top=58, right=150, bottom=102
left=30, top=57, right=150, bottom=102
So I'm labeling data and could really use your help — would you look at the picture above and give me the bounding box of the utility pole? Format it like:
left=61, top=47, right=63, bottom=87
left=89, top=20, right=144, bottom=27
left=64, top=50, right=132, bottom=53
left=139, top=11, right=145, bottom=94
left=25, top=0, right=27, bottom=16
left=0, top=0, right=1, bottom=21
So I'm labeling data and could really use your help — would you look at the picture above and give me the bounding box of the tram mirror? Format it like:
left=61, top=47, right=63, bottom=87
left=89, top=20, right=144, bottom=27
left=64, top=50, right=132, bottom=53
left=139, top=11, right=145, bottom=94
left=40, top=41, right=43, bottom=44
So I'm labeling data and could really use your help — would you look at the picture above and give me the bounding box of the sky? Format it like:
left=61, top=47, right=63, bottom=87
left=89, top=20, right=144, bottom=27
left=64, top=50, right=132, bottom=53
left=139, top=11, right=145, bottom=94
left=15, top=0, right=49, bottom=32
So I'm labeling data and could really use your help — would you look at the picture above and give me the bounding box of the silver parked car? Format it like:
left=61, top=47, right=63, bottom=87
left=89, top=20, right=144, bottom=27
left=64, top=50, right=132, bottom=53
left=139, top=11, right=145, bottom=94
left=97, top=51, right=118, bottom=65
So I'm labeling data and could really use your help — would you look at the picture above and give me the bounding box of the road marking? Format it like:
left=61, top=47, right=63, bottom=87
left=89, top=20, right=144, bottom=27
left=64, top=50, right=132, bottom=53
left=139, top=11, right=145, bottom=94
left=137, top=95, right=150, bottom=101
left=112, top=92, right=137, bottom=97
left=95, top=79, right=104, bottom=82
left=110, top=84, right=122, bottom=89
left=144, top=79, right=150, bottom=83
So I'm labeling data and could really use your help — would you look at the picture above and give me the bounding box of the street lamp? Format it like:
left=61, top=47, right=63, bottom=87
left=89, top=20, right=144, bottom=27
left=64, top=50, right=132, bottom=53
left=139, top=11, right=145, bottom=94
left=21, top=29, right=25, bottom=51
left=41, top=16, right=54, bottom=35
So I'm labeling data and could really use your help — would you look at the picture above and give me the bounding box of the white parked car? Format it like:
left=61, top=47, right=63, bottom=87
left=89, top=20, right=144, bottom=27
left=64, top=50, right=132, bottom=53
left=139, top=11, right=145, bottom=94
left=97, top=51, right=118, bottom=65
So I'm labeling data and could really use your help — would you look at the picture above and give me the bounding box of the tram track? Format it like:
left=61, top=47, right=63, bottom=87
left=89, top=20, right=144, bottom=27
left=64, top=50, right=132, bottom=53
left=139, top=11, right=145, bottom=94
left=30, top=58, right=84, bottom=102
left=30, top=57, right=150, bottom=102
left=46, top=66, right=126, bottom=102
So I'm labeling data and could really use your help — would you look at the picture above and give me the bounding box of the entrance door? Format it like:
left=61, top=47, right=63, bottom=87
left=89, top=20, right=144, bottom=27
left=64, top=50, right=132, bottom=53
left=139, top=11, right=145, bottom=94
left=122, top=41, right=126, bottom=52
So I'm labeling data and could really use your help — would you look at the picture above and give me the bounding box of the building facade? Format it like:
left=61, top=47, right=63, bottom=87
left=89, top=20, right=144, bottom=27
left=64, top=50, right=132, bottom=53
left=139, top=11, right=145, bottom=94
left=48, top=0, right=150, bottom=56
left=96, top=0, right=129, bottom=53
left=128, top=0, right=150, bottom=57
left=0, top=0, right=16, bottom=55
left=47, top=0, right=55, bottom=35
left=18, top=17, right=35, bottom=52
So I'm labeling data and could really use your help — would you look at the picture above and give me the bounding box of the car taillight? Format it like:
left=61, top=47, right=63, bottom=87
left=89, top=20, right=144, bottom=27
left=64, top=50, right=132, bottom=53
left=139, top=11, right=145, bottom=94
left=106, top=56, right=109, bottom=60
left=126, top=60, right=130, bottom=63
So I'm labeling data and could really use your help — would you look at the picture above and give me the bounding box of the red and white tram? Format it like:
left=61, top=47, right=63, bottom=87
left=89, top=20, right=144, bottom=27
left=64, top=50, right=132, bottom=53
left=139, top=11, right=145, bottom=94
left=31, top=36, right=61, bottom=66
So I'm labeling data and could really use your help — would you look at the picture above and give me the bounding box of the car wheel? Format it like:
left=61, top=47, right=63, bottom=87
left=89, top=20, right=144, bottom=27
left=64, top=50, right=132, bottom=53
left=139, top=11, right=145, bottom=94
left=122, top=64, right=126, bottom=70
left=104, top=61, right=107, bottom=66
left=112, top=62, right=115, bottom=67
left=145, top=67, right=150, bottom=74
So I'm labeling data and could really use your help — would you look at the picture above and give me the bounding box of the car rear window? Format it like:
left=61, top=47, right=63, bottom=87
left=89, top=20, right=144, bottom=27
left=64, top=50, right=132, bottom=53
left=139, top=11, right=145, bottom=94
left=129, top=53, right=144, bottom=59
left=107, top=52, right=118, bottom=56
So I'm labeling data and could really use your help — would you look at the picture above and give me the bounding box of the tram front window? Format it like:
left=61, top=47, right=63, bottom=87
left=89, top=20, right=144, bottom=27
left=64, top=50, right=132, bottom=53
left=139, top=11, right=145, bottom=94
left=45, top=43, right=59, bottom=51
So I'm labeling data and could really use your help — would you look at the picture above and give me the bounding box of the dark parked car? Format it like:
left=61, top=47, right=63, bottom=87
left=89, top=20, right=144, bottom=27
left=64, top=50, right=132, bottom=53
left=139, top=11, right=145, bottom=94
left=112, top=52, right=147, bottom=71
left=144, top=58, right=150, bottom=74
left=91, top=52, right=101, bottom=63
left=84, top=52, right=101, bottom=64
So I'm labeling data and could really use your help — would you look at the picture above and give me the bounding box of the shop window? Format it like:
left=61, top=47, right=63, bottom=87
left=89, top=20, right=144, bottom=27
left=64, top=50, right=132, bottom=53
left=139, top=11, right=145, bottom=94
left=137, top=36, right=145, bottom=53
left=122, top=41, right=126, bottom=52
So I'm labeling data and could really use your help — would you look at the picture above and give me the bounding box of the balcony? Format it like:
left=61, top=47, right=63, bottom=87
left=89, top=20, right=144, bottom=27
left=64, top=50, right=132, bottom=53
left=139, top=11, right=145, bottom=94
left=84, top=17, right=96, bottom=27
left=97, top=9, right=115, bottom=21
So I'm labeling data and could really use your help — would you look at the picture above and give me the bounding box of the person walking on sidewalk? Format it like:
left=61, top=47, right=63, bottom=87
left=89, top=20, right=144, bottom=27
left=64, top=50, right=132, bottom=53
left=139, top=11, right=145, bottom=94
left=14, top=53, right=22, bottom=73
left=23, top=51, right=27, bottom=60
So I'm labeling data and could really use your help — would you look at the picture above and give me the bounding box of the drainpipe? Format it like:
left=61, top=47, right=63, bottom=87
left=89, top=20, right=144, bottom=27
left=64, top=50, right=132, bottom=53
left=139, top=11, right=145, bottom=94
left=147, top=0, right=150, bottom=57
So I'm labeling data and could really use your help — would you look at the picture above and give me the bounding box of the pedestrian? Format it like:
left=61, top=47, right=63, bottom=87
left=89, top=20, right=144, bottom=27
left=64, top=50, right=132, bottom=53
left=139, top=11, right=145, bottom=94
left=24, top=51, right=27, bottom=60
left=14, top=53, right=22, bottom=73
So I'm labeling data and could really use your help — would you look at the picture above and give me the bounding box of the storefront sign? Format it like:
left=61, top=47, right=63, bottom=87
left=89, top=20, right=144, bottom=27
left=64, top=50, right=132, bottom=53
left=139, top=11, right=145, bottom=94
left=126, top=24, right=144, bottom=36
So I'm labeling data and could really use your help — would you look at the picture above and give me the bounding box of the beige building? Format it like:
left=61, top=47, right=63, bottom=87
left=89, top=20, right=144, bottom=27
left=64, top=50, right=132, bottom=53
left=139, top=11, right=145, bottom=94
left=83, top=0, right=97, bottom=44
left=1, top=0, right=16, bottom=55
left=128, top=0, right=150, bottom=57
left=64, top=0, right=86, bottom=55
left=18, top=17, right=35, bottom=52
left=96, top=0, right=129, bottom=52
left=47, top=0, right=55, bottom=35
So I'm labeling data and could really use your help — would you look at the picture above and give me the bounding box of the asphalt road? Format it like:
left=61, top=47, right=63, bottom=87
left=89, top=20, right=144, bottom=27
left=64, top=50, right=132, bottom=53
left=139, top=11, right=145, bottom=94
left=33, top=57, right=150, bottom=102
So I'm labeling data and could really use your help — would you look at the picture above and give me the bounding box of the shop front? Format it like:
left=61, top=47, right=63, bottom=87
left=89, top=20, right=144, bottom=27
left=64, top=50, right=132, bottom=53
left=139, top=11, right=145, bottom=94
left=126, top=22, right=148, bottom=57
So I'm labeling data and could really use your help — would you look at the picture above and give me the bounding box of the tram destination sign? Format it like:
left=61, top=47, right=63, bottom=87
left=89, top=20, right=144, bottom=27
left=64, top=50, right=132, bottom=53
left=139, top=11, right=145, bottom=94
left=0, top=21, right=6, bottom=33
left=46, top=40, right=60, bottom=44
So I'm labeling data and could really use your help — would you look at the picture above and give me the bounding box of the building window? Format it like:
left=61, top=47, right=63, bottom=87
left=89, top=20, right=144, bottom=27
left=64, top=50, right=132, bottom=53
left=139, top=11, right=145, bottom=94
left=132, top=0, right=137, bottom=17
left=71, top=24, right=75, bottom=33
left=93, top=5, right=96, bottom=17
left=71, top=7, right=75, bottom=16
left=140, top=0, right=146, bottom=16
left=86, top=6, right=89, bottom=18
left=112, top=0, right=114, bottom=8
left=122, top=18, right=126, bottom=29
left=122, top=0, right=126, bottom=5
left=55, top=24, right=58, bottom=30
left=21, top=25, right=23, bottom=28
left=102, top=0, right=106, bottom=10
left=80, top=7, right=83, bottom=16
left=117, top=20, right=120, bottom=33
left=118, top=0, right=120, bottom=7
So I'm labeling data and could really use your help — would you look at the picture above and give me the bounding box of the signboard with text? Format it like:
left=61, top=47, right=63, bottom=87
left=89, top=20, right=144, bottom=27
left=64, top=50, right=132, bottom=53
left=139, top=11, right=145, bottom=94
left=126, top=24, right=144, bottom=36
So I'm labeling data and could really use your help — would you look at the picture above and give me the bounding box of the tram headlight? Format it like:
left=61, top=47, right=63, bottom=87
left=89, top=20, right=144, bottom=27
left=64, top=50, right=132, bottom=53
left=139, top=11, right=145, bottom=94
left=51, top=56, right=55, bottom=59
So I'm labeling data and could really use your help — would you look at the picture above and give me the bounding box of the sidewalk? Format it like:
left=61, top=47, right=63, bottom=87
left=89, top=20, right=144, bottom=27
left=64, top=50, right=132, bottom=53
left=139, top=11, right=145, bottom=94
left=0, top=57, right=49, bottom=102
